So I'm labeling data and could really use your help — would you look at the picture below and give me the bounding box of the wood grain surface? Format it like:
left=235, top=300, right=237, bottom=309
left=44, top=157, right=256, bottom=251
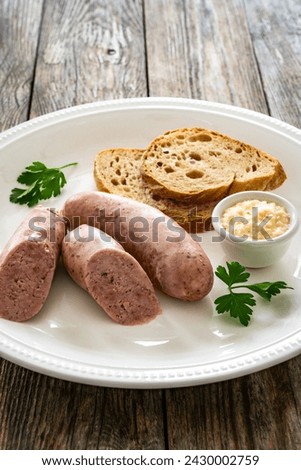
left=30, top=0, right=147, bottom=117
left=0, top=0, right=43, bottom=130
left=0, top=0, right=300, bottom=450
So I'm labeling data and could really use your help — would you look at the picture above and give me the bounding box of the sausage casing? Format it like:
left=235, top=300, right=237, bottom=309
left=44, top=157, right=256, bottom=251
left=63, top=192, right=213, bottom=301
left=62, top=224, right=161, bottom=325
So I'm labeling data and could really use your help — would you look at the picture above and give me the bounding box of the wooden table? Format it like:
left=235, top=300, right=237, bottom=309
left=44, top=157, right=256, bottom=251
left=0, top=0, right=300, bottom=450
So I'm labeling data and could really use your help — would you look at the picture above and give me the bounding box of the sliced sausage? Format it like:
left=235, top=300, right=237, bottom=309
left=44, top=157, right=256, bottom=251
left=62, top=224, right=161, bottom=325
left=0, top=207, right=66, bottom=321
left=63, top=192, right=213, bottom=301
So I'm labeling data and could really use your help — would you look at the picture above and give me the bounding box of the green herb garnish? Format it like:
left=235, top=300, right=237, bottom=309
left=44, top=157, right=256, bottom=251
left=10, top=161, right=78, bottom=207
left=214, top=261, right=293, bottom=326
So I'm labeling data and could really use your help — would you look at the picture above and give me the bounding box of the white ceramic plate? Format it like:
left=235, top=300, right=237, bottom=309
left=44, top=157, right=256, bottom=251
left=0, top=97, right=301, bottom=389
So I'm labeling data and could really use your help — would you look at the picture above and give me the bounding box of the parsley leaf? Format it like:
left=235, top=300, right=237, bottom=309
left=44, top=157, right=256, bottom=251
left=215, top=261, right=250, bottom=286
left=246, top=281, right=292, bottom=301
left=214, top=261, right=293, bottom=326
left=215, top=292, right=256, bottom=326
left=10, top=161, right=78, bottom=207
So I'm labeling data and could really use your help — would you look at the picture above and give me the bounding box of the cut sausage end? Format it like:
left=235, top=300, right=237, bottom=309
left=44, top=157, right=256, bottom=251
left=0, top=207, right=66, bottom=322
left=86, top=250, right=161, bottom=325
left=0, top=241, right=56, bottom=321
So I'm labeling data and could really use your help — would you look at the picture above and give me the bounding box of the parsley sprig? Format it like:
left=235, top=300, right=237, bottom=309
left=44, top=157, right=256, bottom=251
left=214, top=261, right=293, bottom=326
left=10, top=161, right=78, bottom=207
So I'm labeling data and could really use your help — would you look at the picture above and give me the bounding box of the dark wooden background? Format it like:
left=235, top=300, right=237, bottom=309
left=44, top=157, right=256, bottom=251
left=0, top=0, right=301, bottom=450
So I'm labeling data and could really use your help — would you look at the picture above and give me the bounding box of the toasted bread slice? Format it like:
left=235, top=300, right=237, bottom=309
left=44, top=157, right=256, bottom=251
left=141, top=127, right=287, bottom=202
left=94, top=148, right=145, bottom=198
left=93, top=148, right=214, bottom=232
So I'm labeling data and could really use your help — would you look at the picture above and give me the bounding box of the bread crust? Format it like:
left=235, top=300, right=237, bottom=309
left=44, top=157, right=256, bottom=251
left=93, top=128, right=287, bottom=232
left=94, top=148, right=214, bottom=232
left=141, top=127, right=287, bottom=202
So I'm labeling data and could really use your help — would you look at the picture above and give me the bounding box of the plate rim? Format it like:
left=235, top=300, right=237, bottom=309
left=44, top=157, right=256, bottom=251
left=1, top=326, right=301, bottom=389
left=1, top=97, right=301, bottom=148
left=1, top=96, right=301, bottom=388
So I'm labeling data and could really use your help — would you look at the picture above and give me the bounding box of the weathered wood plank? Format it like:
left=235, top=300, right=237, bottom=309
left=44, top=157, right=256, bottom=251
left=244, top=0, right=301, bottom=127
left=166, top=360, right=301, bottom=450
left=30, top=0, right=147, bottom=117
left=144, top=0, right=268, bottom=113
left=0, top=363, right=165, bottom=449
left=0, top=0, right=44, bottom=130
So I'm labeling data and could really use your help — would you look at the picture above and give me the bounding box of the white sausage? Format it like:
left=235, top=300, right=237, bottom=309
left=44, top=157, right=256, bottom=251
left=62, top=224, right=161, bottom=325
left=63, top=192, right=213, bottom=301
left=0, top=207, right=66, bottom=321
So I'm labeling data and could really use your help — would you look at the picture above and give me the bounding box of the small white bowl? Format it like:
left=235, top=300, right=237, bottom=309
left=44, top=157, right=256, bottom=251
left=212, top=191, right=299, bottom=268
